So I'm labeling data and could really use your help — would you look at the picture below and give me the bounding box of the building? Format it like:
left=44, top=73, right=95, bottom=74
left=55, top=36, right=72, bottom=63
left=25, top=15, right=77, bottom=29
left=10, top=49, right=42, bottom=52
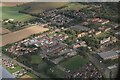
left=101, top=20, right=110, bottom=25
left=104, top=27, right=111, bottom=32
left=77, top=32, right=87, bottom=38
left=95, top=31, right=102, bottom=35
left=97, top=51, right=119, bottom=60
left=100, top=37, right=110, bottom=44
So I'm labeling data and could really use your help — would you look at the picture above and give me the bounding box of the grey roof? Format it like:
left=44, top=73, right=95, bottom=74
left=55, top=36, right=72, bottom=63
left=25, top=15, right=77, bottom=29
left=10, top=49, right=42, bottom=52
left=71, top=25, right=90, bottom=32
left=0, top=66, right=16, bottom=79
left=97, top=51, right=118, bottom=59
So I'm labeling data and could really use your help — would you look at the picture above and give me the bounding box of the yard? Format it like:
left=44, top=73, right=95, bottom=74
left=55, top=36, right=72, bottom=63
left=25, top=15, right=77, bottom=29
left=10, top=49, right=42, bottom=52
left=60, top=55, right=88, bottom=71
left=95, top=32, right=110, bottom=39
left=6, top=65, right=23, bottom=73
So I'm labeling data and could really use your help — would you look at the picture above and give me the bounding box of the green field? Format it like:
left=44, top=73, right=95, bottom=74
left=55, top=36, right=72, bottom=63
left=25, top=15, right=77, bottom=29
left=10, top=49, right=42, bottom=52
left=1, top=6, right=35, bottom=22
left=30, top=55, right=43, bottom=64
left=60, top=55, right=88, bottom=71
left=47, top=66, right=65, bottom=78
left=21, top=2, right=68, bottom=13
left=63, top=3, right=88, bottom=10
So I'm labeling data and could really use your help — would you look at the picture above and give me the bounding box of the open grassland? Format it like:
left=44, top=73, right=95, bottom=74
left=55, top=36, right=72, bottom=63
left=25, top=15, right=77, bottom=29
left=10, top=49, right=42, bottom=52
left=0, top=27, right=11, bottom=35
left=60, top=55, right=88, bottom=71
left=63, top=3, right=88, bottom=10
left=0, top=6, right=35, bottom=22
left=21, top=2, right=68, bottom=13
left=47, top=66, right=65, bottom=78
left=30, top=55, right=43, bottom=64
left=1, top=25, right=49, bottom=47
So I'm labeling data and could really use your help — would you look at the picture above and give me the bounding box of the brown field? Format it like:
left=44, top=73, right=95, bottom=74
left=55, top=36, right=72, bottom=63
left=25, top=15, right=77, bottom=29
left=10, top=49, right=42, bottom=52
left=0, top=27, right=11, bottom=35
left=1, top=25, right=49, bottom=47
left=21, top=74, right=32, bottom=78
left=0, top=2, right=26, bottom=6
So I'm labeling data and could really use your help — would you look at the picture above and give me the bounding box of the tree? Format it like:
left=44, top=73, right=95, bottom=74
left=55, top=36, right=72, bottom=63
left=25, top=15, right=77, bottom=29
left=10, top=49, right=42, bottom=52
left=77, top=47, right=89, bottom=57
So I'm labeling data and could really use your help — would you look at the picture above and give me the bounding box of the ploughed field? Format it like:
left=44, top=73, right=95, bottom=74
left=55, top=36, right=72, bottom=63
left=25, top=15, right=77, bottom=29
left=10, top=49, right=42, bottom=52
left=0, top=27, right=11, bottom=35
left=1, top=25, right=49, bottom=47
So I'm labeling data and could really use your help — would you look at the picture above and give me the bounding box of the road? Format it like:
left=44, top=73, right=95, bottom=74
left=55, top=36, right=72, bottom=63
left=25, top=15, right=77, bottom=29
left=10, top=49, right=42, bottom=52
left=2, top=54, right=50, bottom=78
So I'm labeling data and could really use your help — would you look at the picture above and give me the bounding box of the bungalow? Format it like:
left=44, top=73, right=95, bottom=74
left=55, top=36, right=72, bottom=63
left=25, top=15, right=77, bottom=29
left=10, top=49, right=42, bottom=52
left=88, top=29, right=95, bottom=33
left=78, top=32, right=86, bottom=38
left=100, top=37, right=111, bottom=44
left=73, top=43, right=80, bottom=49
left=101, top=20, right=110, bottom=25
left=92, top=18, right=99, bottom=22
left=95, top=31, right=102, bottom=35
left=105, top=28, right=111, bottom=32
left=73, top=41, right=87, bottom=49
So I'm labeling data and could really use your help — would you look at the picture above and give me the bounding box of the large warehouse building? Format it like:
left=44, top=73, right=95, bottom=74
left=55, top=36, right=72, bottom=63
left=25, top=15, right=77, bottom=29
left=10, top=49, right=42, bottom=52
left=97, top=50, right=119, bottom=60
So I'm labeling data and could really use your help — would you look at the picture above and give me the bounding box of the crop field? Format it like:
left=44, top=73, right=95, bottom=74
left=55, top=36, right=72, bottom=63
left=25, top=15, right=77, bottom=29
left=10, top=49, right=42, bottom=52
left=1, top=25, right=49, bottom=47
left=0, top=2, right=25, bottom=6
left=0, top=27, right=11, bottom=35
left=21, top=2, right=68, bottom=13
left=63, top=3, right=88, bottom=10
left=0, top=6, right=35, bottom=22
left=60, top=55, right=88, bottom=71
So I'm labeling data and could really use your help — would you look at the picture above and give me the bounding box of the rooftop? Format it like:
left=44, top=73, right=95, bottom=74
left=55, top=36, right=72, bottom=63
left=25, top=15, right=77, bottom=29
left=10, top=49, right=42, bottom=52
left=71, top=25, right=90, bottom=32
left=97, top=50, right=118, bottom=59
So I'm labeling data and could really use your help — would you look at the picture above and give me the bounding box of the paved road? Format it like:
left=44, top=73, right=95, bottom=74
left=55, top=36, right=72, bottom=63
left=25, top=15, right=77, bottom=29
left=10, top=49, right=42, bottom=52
left=2, top=54, right=50, bottom=78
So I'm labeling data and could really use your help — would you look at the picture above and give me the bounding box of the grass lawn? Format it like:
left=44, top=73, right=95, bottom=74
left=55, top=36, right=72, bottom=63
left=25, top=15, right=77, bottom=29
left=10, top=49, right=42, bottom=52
left=47, top=66, right=65, bottom=78
left=60, top=55, right=88, bottom=71
left=26, top=72, right=38, bottom=78
left=30, top=55, right=43, bottom=64
left=63, top=3, right=88, bottom=10
left=2, top=22, right=14, bottom=31
left=95, top=32, right=110, bottom=39
left=6, top=65, right=23, bottom=73
left=0, top=6, right=35, bottom=22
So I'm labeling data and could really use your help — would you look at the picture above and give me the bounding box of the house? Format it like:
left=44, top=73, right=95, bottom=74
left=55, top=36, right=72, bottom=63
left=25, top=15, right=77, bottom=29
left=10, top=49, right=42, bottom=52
left=88, top=29, right=95, bottom=33
left=73, top=41, right=87, bottom=49
left=104, top=27, right=111, bottom=32
left=100, top=37, right=111, bottom=44
left=92, top=18, right=99, bottom=22
left=77, top=32, right=86, bottom=38
left=73, top=44, right=80, bottom=49
left=95, top=31, right=102, bottom=35
left=9, top=19, right=14, bottom=22
left=97, top=50, right=119, bottom=60
left=101, top=20, right=110, bottom=25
